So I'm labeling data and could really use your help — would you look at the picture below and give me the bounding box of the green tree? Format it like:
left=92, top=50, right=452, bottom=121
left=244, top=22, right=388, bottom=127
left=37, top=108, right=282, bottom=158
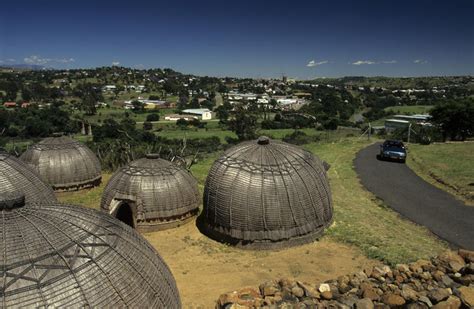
left=228, top=105, right=257, bottom=141
left=430, top=99, right=474, bottom=141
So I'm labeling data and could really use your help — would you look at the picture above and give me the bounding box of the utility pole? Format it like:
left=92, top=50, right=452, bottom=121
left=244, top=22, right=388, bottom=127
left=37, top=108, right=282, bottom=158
left=407, top=123, right=412, bottom=144
left=368, top=123, right=371, bottom=140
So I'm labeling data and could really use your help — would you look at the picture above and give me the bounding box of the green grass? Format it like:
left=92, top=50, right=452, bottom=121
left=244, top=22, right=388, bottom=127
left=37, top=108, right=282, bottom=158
left=384, top=105, right=433, bottom=115
left=407, top=142, right=474, bottom=205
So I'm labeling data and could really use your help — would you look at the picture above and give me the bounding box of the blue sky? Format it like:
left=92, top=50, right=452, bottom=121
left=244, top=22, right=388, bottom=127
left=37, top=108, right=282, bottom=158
left=0, top=0, right=473, bottom=78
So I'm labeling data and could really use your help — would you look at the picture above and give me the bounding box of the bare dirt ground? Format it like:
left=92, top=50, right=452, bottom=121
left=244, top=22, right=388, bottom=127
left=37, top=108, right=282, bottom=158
left=144, top=221, right=379, bottom=308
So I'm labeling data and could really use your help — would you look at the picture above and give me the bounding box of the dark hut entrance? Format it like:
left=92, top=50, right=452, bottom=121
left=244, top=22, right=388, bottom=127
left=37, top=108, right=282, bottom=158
left=115, top=202, right=135, bottom=228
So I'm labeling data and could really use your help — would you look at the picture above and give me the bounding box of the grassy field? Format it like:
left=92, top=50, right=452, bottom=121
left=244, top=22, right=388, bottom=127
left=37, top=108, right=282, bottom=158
left=384, top=105, right=433, bottom=114
left=407, top=142, right=474, bottom=206
left=58, top=135, right=448, bottom=265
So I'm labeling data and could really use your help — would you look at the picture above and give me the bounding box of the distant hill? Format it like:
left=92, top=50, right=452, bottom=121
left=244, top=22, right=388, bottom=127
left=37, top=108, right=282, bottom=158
left=0, top=64, right=47, bottom=71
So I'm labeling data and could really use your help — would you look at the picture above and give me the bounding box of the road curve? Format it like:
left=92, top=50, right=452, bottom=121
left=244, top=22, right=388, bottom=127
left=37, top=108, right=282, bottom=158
left=354, top=142, right=474, bottom=250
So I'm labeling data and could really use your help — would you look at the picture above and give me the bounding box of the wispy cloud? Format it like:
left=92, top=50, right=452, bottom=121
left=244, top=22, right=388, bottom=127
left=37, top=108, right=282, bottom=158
left=414, top=59, right=428, bottom=64
left=112, top=61, right=120, bottom=66
left=352, top=60, right=376, bottom=65
left=0, top=58, right=17, bottom=64
left=381, top=60, right=397, bottom=64
left=307, top=60, right=328, bottom=67
left=24, top=55, right=75, bottom=65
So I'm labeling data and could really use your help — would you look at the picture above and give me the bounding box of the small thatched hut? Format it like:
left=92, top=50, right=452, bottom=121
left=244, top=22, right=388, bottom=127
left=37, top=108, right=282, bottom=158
left=0, top=150, right=56, bottom=203
left=0, top=191, right=181, bottom=307
left=199, top=136, right=333, bottom=249
left=101, top=154, right=200, bottom=232
left=20, top=134, right=101, bottom=191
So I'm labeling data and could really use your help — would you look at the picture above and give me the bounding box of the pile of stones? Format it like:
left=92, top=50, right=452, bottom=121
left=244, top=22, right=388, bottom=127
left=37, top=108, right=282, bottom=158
left=216, top=249, right=474, bottom=308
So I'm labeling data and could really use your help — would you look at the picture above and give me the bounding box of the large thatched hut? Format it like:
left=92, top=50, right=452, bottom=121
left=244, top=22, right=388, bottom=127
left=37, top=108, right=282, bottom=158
left=199, top=136, right=333, bottom=249
left=20, top=134, right=101, bottom=191
left=101, top=154, right=200, bottom=232
left=0, top=191, right=181, bottom=307
left=0, top=150, right=56, bottom=203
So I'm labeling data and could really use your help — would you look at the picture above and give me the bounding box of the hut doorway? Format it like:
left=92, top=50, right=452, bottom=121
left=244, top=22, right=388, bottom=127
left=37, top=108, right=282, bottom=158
left=115, top=202, right=135, bottom=228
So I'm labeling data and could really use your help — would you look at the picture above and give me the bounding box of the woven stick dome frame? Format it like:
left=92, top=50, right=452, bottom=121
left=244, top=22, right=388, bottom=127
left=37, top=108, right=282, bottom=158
left=199, top=136, right=333, bottom=249
left=101, top=155, right=200, bottom=232
left=0, top=151, right=57, bottom=203
left=0, top=192, right=181, bottom=307
left=20, top=135, right=102, bottom=191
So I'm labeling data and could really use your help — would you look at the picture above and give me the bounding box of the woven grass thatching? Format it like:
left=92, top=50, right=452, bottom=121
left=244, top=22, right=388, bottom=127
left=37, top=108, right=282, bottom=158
left=101, top=154, right=200, bottom=232
left=20, top=134, right=101, bottom=191
left=199, top=136, right=333, bottom=249
left=0, top=191, right=181, bottom=307
left=0, top=150, right=56, bottom=203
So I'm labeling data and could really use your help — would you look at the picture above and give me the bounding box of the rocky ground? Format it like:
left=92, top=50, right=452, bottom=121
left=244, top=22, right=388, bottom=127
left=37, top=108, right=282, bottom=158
left=217, top=249, right=474, bottom=308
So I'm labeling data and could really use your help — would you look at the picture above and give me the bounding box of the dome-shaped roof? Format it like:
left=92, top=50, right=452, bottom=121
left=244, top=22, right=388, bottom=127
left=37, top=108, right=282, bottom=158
left=200, top=136, right=333, bottom=249
left=101, top=154, right=200, bottom=232
left=20, top=135, right=102, bottom=191
left=0, top=151, right=57, bottom=203
left=0, top=191, right=181, bottom=307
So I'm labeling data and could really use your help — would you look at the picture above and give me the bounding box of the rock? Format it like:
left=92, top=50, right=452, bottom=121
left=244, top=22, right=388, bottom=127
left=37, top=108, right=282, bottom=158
left=406, top=303, right=429, bottom=309
left=463, top=262, right=474, bottom=274
left=217, top=288, right=261, bottom=308
left=455, top=274, right=474, bottom=285
left=396, top=264, right=410, bottom=273
left=458, top=249, right=474, bottom=263
left=291, top=286, right=305, bottom=298
left=419, top=295, right=433, bottom=307
left=228, top=304, right=249, bottom=309
left=440, top=275, right=455, bottom=287
left=338, top=283, right=352, bottom=294
left=321, top=291, right=333, bottom=300
left=401, top=284, right=419, bottom=301
left=381, top=293, right=405, bottom=306
left=431, top=296, right=461, bottom=309
left=298, top=282, right=320, bottom=298
left=319, top=283, right=331, bottom=293
left=355, top=298, right=374, bottom=309
left=438, top=251, right=465, bottom=273
left=362, top=287, right=380, bottom=301
left=458, top=286, right=474, bottom=307
left=259, top=280, right=280, bottom=296
left=339, top=295, right=359, bottom=307
left=428, top=288, right=451, bottom=303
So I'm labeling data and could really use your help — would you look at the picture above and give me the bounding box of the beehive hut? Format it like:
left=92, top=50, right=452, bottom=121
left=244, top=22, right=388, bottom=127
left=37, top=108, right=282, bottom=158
left=0, top=150, right=57, bottom=203
left=199, top=136, right=333, bottom=249
left=0, top=191, right=181, bottom=307
left=101, top=154, right=200, bottom=232
left=20, top=134, right=102, bottom=191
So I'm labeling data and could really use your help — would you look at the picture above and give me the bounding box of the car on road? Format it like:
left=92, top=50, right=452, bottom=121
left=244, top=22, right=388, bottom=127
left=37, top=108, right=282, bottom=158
left=379, top=140, right=407, bottom=163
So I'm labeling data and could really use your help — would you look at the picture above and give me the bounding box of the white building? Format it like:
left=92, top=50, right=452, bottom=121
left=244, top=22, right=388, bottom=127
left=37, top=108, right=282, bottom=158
left=182, top=108, right=212, bottom=120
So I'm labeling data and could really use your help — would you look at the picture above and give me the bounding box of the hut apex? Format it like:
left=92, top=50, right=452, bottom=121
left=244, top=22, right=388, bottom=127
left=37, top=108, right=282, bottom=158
left=20, top=134, right=102, bottom=191
left=101, top=154, right=200, bottom=232
left=199, top=136, right=333, bottom=249
left=0, top=191, right=181, bottom=307
left=0, top=150, right=57, bottom=203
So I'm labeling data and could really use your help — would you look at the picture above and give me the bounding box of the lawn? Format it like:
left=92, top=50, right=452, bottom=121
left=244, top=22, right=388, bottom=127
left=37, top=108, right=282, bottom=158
left=407, top=142, right=474, bottom=206
left=384, top=105, right=433, bottom=115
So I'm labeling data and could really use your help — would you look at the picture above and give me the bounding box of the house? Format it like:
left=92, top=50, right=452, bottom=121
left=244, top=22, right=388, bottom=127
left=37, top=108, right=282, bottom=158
left=3, top=102, right=17, bottom=108
left=164, top=114, right=198, bottom=121
left=182, top=108, right=212, bottom=120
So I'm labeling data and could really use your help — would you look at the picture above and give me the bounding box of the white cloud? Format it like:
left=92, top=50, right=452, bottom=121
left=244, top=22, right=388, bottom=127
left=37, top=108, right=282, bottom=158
left=381, top=60, right=397, bottom=64
left=414, top=59, right=428, bottom=64
left=24, top=55, right=75, bottom=65
left=352, top=60, right=376, bottom=65
left=307, top=60, right=328, bottom=67
left=112, top=61, right=120, bottom=66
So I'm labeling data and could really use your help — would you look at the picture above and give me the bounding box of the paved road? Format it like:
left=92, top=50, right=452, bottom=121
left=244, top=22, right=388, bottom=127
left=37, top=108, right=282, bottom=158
left=354, top=143, right=474, bottom=250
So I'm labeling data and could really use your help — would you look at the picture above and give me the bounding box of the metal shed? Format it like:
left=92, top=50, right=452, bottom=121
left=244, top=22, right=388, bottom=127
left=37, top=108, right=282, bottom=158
left=199, top=136, right=333, bottom=249
left=0, top=150, right=56, bottom=203
left=101, top=154, right=200, bottom=232
left=20, top=134, right=102, bottom=191
left=0, top=191, right=181, bottom=307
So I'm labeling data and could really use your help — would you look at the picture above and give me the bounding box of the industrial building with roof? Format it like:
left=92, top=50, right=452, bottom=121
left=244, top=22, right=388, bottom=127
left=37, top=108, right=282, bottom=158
left=199, top=136, right=333, bottom=249
left=20, top=134, right=102, bottom=191
left=101, top=154, right=200, bottom=232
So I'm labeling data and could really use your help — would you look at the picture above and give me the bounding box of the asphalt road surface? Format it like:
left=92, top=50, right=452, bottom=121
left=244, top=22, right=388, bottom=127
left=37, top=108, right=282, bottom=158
left=354, top=142, right=474, bottom=250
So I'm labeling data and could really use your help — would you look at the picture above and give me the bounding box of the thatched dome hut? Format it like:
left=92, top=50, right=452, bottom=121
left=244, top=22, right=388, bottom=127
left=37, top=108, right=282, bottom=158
left=0, top=191, right=181, bottom=307
left=101, top=154, right=200, bottom=232
left=0, top=150, right=56, bottom=203
left=20, top=134, right=101, bottom=191
left=199, top=136, right=333, bottom=249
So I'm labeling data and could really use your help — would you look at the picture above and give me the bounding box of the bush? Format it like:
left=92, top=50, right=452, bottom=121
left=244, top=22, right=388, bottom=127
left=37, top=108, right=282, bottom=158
left=143, top=121, right=153, bottom=131
left=282, top=130, right=320, bottom=145
left=146, top=113, right=160, bottom=122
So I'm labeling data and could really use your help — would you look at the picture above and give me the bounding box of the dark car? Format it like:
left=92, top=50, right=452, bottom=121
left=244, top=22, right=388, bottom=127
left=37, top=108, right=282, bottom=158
left=379, top=140, right=407, bottom=163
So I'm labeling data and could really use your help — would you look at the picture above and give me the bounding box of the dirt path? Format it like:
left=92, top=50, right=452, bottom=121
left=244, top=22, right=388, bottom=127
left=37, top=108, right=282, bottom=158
left=144, top=222, right=378, bottom=308
left=354, top=142, right=474, bottom=250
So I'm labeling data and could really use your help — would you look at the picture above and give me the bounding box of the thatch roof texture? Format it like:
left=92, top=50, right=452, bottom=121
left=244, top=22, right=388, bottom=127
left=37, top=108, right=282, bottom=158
left=20, top=135, right=102, bottom=191
left=200, top=136, right=333, bottom=249
left=101, top=154, right=200, bottom=232
left=0, top=150, right=57, bottom=203
left=0, top=191, right=181, bottom=307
